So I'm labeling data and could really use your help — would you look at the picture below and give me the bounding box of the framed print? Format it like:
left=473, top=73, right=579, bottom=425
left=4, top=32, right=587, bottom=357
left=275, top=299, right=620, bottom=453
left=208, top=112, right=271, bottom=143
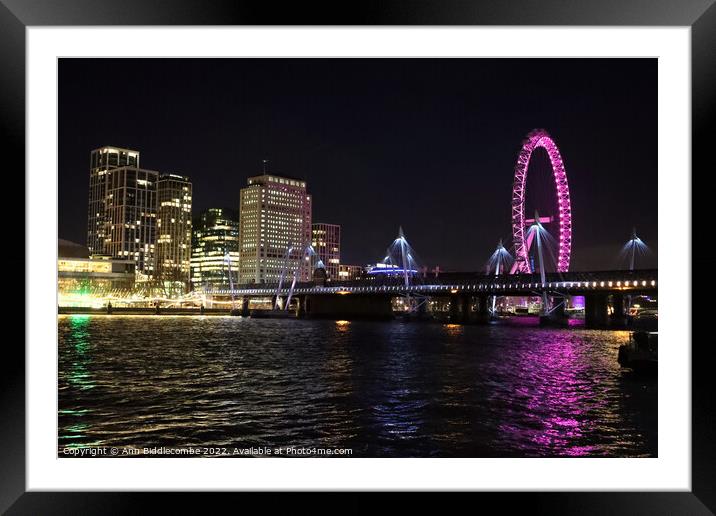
left=4, top=0, right=712, bottom=513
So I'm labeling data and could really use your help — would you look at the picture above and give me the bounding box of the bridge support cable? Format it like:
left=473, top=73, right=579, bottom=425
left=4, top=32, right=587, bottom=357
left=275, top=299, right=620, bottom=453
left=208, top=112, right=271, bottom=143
left=285, top=244, right=321, bottom=311
left=485, top=239, right=513, bottom=316
left=225, top=252, right=237, bottom=311
left=274, top=244, right=293, bottom=310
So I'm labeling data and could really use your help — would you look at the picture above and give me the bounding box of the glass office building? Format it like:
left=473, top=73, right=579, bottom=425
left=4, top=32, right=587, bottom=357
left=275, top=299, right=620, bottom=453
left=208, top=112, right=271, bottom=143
left=190, top=208, right=240, bottom=290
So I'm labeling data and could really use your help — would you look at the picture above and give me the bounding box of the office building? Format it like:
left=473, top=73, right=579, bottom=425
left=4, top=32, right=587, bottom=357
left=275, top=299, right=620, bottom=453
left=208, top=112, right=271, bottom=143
left=87, top=146, right=140, bottom=255
left=103, top=165, right=159, bottom=279
left=238, top=171, right=312, bottom=284
left=155, top=174, right=193, bottom=287
left=190, top=208, right=240, bottom=289
left=311, top=223, right=341, bottom=279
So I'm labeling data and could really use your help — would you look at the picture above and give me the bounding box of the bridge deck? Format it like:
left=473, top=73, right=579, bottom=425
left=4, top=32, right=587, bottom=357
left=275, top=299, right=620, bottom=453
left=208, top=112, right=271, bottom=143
left=206, top=270, right=658, bottom=297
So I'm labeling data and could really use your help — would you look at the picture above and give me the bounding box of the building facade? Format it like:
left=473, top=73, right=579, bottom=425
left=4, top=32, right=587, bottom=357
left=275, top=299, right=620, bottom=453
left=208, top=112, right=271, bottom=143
left=190, top=208, right=240, bottom=290
left=102, top=166, right=159, bottom=279
left=58, top=256, right=136, bottom=292
left=338, top=264, right=364, bottom=281
left=155, top=174, right=193, bottom=289
left=311, top=223, right=341, bottom=279
left=87, top=146, right=140, bottom=255
left=58, top=239, right=135, bottom=307
left=238, top=173, right=312, bottom=284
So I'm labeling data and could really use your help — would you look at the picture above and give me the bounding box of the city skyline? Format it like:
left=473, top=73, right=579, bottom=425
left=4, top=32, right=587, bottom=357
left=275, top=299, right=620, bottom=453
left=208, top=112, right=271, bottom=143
left=53, top=57, right=662, bottom=466
left=59, top=58, right=658, bottom=271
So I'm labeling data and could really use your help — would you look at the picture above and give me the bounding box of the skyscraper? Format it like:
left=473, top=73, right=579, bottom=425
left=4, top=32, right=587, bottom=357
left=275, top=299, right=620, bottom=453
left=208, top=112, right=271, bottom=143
left=87, top=146, right=140, bottom=255
left=155, top=174, right=193, bottom=288
left=311, top=223, right=341, bottom=279
left=102, top=165, right=158, bottom=280
left=238, top=171, right=312, bottom=284
left=190, top=208, right=240, bottom=290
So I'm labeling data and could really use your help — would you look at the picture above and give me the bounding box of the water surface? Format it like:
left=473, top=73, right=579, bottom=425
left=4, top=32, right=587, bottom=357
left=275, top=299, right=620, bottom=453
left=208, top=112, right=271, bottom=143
left=58, top=315, right=657, bottom=457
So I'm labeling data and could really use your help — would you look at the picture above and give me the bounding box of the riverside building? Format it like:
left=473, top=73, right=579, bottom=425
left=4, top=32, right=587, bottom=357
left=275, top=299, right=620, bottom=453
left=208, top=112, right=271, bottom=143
left=311, top=223, right=341, bottom=279
left=238, top=171, right=312, bottom=284
left=190, top=208, right=240, bottom=290
left=87, top=146, right=140, bottom=256
left=102, top=165, right=159, bottom=280
left=155, top=174, right=193, bottom=289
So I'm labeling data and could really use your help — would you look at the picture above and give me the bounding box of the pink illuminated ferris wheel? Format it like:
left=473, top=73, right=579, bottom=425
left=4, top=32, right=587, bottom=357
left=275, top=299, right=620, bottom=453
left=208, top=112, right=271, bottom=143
left=510, top=129, right=572, bottom=274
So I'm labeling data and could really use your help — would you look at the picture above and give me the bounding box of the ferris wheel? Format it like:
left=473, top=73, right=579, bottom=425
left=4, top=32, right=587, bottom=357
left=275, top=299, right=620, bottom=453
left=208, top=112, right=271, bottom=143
left=510, top=129, right=572, bottom=275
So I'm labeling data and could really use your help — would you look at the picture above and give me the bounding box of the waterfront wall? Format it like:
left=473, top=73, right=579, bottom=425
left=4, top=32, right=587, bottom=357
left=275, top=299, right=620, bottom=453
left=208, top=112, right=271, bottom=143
left=58, top=306, right=231, bottom=316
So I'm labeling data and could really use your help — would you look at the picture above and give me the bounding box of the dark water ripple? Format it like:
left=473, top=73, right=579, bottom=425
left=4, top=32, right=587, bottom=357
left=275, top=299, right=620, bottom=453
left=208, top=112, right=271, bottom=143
left=58, top=315, right=656, bottom=457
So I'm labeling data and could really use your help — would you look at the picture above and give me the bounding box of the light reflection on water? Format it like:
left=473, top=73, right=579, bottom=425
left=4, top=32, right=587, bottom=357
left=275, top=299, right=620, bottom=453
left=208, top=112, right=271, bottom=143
left=58, top=315, right=656, bottom=457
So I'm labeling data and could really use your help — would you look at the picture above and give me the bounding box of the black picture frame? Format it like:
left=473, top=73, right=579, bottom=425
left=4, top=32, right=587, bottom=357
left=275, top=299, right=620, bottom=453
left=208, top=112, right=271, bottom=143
left=4, top=0, right=710, bottom=513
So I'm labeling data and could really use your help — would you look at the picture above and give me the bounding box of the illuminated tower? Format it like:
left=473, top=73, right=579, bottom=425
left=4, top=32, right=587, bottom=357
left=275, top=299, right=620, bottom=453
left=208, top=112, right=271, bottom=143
left=311, top=223, right=341, bottom=280
left=190, top=208, right=240, bottom=289
left=87, top=146, right=140, bottom=255
left=102, top=165, right=159, bottom=280
left=238, top=170, right=312, bottom=284
left=155, top=174, right=193, bottom=290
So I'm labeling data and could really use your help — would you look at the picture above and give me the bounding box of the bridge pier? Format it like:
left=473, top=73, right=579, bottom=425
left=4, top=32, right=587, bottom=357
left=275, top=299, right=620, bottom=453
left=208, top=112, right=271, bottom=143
left=449, top=294, right=473, bottom=324
left=610, top=293, right=627, bottom=327
left=417, top=297, right=428, bottom=319
left=240, top=296, right=250, bottom=316
left=296, top=295, right=306, bottom=318
left=450, top=294, right=473, bottom=324
left=585, top=293, right=609, bottom=329
left=461, top=295, right=473, bottom=323
left=449, top=294, right=461, bottom=322
left=540, top=296, right=568, bottom=327
left=477, top=294, right=490, bottom=324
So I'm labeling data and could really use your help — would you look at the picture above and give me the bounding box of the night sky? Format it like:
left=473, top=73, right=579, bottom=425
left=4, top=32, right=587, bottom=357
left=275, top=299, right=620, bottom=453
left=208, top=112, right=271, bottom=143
left=59, top=58, right=657, bottom=271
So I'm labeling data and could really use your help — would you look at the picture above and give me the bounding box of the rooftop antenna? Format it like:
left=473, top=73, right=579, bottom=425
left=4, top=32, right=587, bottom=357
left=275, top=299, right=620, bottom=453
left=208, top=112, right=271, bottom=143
left=262, top=159, right=269, bottom=173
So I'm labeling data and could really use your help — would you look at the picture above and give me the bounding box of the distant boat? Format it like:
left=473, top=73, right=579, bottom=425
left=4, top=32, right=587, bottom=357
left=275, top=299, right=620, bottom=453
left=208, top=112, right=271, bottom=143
left=618, top=331, right=657, bottom=374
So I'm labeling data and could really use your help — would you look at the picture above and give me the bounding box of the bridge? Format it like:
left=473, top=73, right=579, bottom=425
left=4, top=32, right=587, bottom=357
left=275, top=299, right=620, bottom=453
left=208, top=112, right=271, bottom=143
left=204, top=269, right=657, bottom=328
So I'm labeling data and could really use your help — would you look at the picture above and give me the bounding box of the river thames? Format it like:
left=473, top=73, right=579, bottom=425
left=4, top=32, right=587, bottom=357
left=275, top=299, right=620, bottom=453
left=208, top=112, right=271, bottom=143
left=58, top=315, right=656, bottom=457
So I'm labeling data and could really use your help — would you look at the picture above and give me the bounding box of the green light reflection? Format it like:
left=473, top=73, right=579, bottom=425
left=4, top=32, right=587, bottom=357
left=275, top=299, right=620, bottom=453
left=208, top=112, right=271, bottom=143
left=67, top=315, right=95, bottom=390
left=59, top=316, right=96, bottom=451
